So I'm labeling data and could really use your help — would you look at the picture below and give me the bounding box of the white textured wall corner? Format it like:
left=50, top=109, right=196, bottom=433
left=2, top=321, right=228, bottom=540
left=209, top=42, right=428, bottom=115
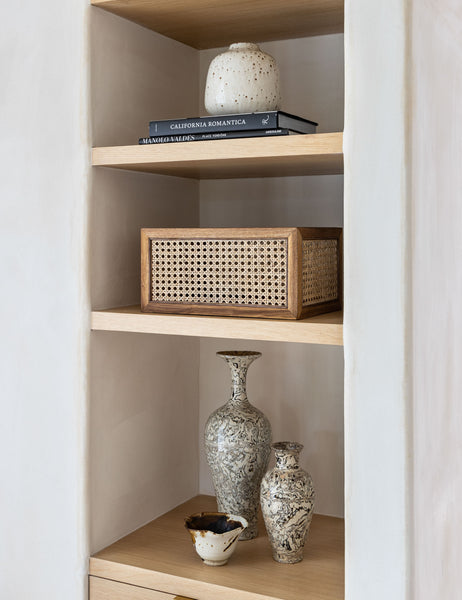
left=411, top=2, right=462, bottom=598
left=344, top=1, right=411, bottom=599
left=0, top=0, right=90, bottom=598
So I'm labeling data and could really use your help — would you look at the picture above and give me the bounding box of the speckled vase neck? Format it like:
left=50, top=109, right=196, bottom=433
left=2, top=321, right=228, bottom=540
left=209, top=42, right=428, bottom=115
left=217, top=351, right=261, bottom=406
left=228, top=42, right=259, bottom=51
left=273, top=442, right=303, bottom=470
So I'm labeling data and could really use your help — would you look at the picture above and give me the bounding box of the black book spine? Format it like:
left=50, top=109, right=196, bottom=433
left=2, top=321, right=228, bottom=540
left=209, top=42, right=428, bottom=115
left=149, top=113, right=280, bottom=137
left=139, top=129, right=291, bottom=145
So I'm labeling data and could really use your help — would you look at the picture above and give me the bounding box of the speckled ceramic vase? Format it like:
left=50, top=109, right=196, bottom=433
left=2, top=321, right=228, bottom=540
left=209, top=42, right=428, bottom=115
left=204, top=351, right=272, bottom=540
left=204, top=42, right=281, bottom=115
left=260, top=442, right=315, bottom=563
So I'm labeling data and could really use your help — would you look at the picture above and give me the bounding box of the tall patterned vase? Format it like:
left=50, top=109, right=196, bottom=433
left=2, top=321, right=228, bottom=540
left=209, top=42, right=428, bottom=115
left=204, top=351, right=272, bottom=540
left=260, top=442, right=315, bottom=563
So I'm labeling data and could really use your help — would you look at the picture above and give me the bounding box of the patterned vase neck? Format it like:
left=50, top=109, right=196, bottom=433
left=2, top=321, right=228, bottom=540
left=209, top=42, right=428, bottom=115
left=273, top=441, right=303, bottom=470
left=217, top=351, right=261, bottom=406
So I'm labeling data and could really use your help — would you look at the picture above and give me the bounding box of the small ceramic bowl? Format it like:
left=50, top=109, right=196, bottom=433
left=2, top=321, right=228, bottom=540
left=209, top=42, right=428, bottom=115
left=185, top=512, right=248, bottom=566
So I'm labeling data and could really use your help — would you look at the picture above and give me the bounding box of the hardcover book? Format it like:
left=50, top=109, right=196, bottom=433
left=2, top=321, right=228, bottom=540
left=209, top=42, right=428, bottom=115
left=148, top=111, right=317, bottom=137
left=139, top=128, right=295, bottom=144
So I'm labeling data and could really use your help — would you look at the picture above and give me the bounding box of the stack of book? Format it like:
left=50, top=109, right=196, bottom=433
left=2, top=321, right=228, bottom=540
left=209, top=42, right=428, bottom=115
left=139, top=111, right=317, bottom=145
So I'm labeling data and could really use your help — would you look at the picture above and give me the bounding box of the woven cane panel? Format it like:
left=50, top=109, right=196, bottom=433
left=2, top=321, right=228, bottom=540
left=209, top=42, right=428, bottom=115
left=151, top=238, right=288, bottom=307
left=302, top=239, right=339, bottom=306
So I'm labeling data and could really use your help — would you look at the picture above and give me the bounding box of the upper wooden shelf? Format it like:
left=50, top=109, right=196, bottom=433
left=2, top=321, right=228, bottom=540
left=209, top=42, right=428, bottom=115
left=90, top=0, right=344, bottom=49
left=92, top=133, right=343, bottom=179
left=91, top=306, right=343, bottom=346
left=90, top=494, right=344, bottom=600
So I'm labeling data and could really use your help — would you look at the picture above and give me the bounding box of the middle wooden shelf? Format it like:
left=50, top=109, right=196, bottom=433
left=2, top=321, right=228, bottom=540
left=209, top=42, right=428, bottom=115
left=91, top=306, right=343, bottom=345
left=92, top=133, right=343, bottom=179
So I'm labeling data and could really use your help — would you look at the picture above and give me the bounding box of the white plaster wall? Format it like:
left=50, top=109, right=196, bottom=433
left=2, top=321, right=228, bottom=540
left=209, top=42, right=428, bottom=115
left=91, top=169, right=199, bottom=310
left=0, top=0, right=89, bottom=598
left=198, top=35, right=345, bottom=517
left=411, top=2, right=462, bottom=598
left=344, top=1, right=410, bottom=598
left=90, top=331, right=199, bottom=551
left=89, top=11, right=201, bottom=552
left=91, top=10, right=200, bottom=146
left=199, top=175, right=343, bottom=230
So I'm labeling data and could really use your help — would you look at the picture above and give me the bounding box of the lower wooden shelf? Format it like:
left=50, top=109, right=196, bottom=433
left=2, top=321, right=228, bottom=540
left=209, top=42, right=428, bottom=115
left=90, top=495, right=344, bottom=600
left=91, top=306, right=343, bottom=346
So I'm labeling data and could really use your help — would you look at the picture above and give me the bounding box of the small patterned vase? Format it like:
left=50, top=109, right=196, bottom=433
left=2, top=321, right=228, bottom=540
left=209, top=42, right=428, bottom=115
left=260, top=442, right=315, bottom=563
left=204, top=351, right=272, bottom=540
left=204, top=42, right=281, bottom=115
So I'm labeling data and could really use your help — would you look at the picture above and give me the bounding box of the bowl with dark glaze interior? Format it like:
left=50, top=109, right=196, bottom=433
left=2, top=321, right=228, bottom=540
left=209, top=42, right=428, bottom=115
left=185, top=511, right=248, bottom=566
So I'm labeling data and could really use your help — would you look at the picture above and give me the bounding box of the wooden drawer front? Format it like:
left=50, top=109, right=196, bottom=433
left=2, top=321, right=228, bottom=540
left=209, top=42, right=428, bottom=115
left=90, top=576, right=194, bottom=600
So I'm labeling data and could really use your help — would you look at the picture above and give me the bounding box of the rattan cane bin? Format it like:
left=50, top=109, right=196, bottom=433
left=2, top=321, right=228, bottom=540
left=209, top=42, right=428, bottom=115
left=141, top=227, right=342, bottom=320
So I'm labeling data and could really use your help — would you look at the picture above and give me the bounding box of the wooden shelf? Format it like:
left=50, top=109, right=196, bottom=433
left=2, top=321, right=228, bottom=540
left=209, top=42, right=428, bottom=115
left=90, top=495, right=344, bottom=600
left=91, top=306, right=343, bottom=346
left=90, top=0, right=344, bottom=49
left=92, top=133, right=343, bottom=179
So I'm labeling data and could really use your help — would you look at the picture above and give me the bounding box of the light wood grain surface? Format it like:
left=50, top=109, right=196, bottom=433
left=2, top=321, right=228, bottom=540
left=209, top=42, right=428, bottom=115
left=90, top=495, right=344, bottom=600
left=91, top=306, right=343, bottom=346
left=90, top=0, right=344, bottom=49
left=90, top=576, right=194, bottom=600
left=92, top=134, right=344, bottom=179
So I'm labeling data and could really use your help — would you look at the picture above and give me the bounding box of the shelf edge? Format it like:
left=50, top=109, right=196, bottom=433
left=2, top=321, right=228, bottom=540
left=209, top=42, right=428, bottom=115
left=91, top=308, right=344, bottom=346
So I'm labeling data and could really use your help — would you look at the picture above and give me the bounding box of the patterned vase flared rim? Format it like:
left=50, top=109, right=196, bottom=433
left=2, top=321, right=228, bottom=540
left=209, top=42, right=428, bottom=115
left=216, top=350, right=262, bottom=358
